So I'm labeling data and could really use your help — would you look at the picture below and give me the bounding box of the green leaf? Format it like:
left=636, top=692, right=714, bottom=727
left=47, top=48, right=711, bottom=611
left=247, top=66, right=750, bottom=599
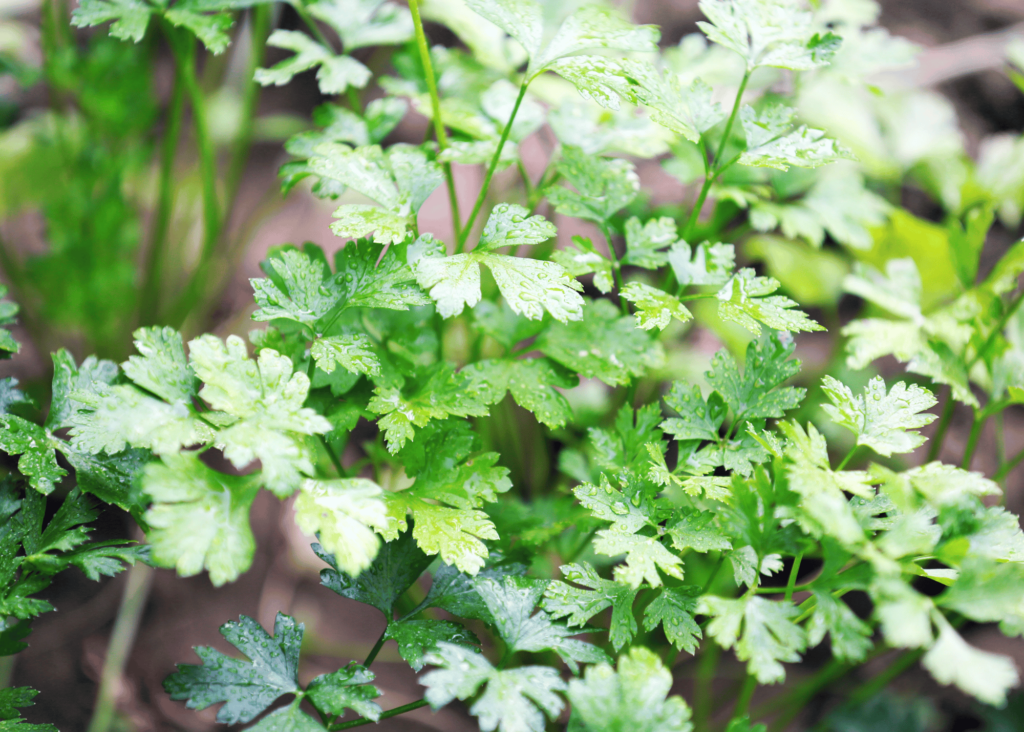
left=779, top=421, right=872, bottom=547
left=0, top=688, right=56, bottom=732
left=385, top=619, right=479, bottom=671
left=716, top=269, right=824, bottom=335
left=921, top=615, right=1019, bottom=706
left=870, top=578, right=933, bottom=649
left=537, top=299, right=665, bottom=387
left=699, top=594, right=807, bottom=684
left=334, top=238, right=430, bottom=310
left=251, top=248, right=340, bottom=326
left=546, top=147, right=639, bottom=225
left=164, top=613, right=302, bottom=724
left=307, top=0, right=413, bottom=51
left=807, top=591, right=872, bottom=663
left=738, top=105, right=853, bottom=171
left=662, top=383, right=726, bottom=442
left=621, top=283, right=693, bottom=331
left=375, top=421, right=510, bottom=572
left=622, top=217, right=677, bottom=269
left=143, top=453, right=259, bottom=586
left=189, top=335, right=331, bottom=496
left=123, top=326, right=196, bottom=404
left=71, top=0, right=153, bottom=43
left=821, top=376, right=937, bottom=457
left=306, top=662, right=382, bottom=721
left=422, top=642, right=566, bottom=732
left=245, top=705, right=325, bottom=732
left=669, top=240, right=735, bottom=288
left=315, top=527, right=432, bottom=616
left=463, top=358, right=576, bottom=428
left=0, top=417, right=65, bottom=495
left=256, top=31, right=370, bottom=95
left=413, top=247, right=584, bottom=323
left=542, top=562, right=639, bottom=651
left=311, top=335, right=381, bottom=377
left=706, top=334, right=805, bottom=420
left=67, top=383, right=215, bottom=456
left=574, top=474, right=656, bottom=535
left=666, top=510, right=733, bottom=553
left=164, top=8, right=234, bottom=54
left=477, top=203, right=557, bottom=251
left=47, top=350, right=117, bottom=431
left=464, top=0, right=657, bottom=78
left=294, top=479, right=389, bottom=576
left=566, top=647, right=693, bottom=732
left=310, top=144, right=443, bottom=244
left=616, top=61, right=724, bottom=143
left=551, top=236, right=614, bottom=294
left=412, top=558, right=527, bottom=623
left=57, top=444, right=149, bottom=522
left=593, top=531, right=683, bottom=589
left=697, top=0, right=841, bottom=71
left=474, top=576, right=607, bottom=670
left=643, top=586, right=703, bottom=655
left=368, top=365, right=492, bottom=452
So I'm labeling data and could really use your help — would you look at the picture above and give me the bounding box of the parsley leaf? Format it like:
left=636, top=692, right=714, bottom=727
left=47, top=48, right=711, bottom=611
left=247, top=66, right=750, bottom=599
left=621, top=283, right=693, bottom=331
left=542, top=562, right=639, bottom=651
left=164, top=613, right=303, bottom=724
left=546, top=147, right=640, bottom=225
left=716, top=269, right=824, bottom=335
left=422, top=642, right=566, bottom=732
left=385, top=619, right=479, bottom=671
left=294, top=479, right=389, bottom=576
left=739, top=104, right=853, bottom=171
left=707, top=334, right=805, bottom=420
left=306, top=662, right=382, bottom=721
left=643, top=586, right=703, bottom=654
left=821, top=376, right=937, bottom=457
left=566, top=647, right=693, bottom=732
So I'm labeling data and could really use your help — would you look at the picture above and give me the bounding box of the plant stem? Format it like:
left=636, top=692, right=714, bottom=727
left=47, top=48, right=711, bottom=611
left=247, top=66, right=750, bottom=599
left=927, top=388, right=955, bottom=462
left=320, top=435, right=346, bottom=477
left=784, top=553, right=803, bottom=602
left=224, top=5, right=271, bottom=212
left=295, top=2, right=333, bottom=48
left=969, top=288, right=1024, bottom=370
left=86, top=563, right=153, bottom=732
left=408, top=0, right=461, bottom=247
left=682, top=70, right=750, bottom=242
left=458, top=79, right=529, bottom=252
left=962, top=410, right=986, bottom=470
left=732, top=674, right=757, bottom=721
left=848, top=648, right=924, bottom=704
left=600, top=223, right=627, bottom=314
left=763, top=660, right=849, bottom=732
left=836, top=445, right=859, bottom=471
left=995, top=444, right=1024, bottom=484
left=330, top=700, right=429, bottom=730
left=139, top=51, right=186, bottom=325
left=694, top=641, right=721, bottom=731
left=363, top=628, right=388, bottom=667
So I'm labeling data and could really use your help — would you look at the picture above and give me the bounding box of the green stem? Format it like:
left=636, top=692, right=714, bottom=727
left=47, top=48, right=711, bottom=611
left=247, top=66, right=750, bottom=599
left=320, top=435, right=346, bottom=477
left=836, top=445, right=859, bottom=471
left=848, top=649, right=924, bottom=704
left=408, top=0, right=461, bottom=247
left=784, top=553, right=803, bottom=602
left=927, top=388, right=955, bottom=462
left=731, top=674, right=757, bottom=721
left=295, top=2, right=333, bottom=48
left=694, top=641, right=721, bottom=731
left=681, top=175, right=715, bottom=243
left=714, top=70, right=751, bottom=165
left=86, top=563, right=153, bottom=732
left=600, top=222, right=627, bottom=314
left=762, top=659, right=848, bottom=732
left=458, top=78, right=529, bottom=252
left=224, top=5, right=271, bottom=211
left=961, top=411, right=985, bottom=470
left=139, top=49, right=186, bottom=325
left=363, top=628, right=388, bottom=667
left=330, top=700, right=430, bottom=730
left=969, top=288, right=1024, bottom=370
left=995, top=444, right=1024, bottom=484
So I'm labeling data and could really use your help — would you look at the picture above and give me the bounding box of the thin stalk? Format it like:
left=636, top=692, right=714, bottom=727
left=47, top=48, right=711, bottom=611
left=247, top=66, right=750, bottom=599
left=320, top=436, right=346, bottom=477
left=363, top=629, right=388, bottom=667
left=223, top=5, right=272, bottom=210
left=969, top=288, right=1024, bottom=370
left=731, top=674, right=757, bottom=721
left=600, top=222, right=627, bottom=314
left=295, top=3, right=332, bottom=48
left=763, top=659, right=848, bottom=732
left=409, top=0, right=461, bottom=246
left=86, top=563, right=153, bottom=732
left=458, top=79, right=529, bottom=252
left=848, top=648, right=924, bottom=704
left=139, top=52, right=186, bottom=325
left=995, top=445, right=1024, bottom=484
left=784, top=553, right=803, bottom=602
left=681, top=70, right=750, bottom=242
left=330, top=700, right=429, bottom=730
left=927, top=388, right=955, bottom=462
left=836, top=445, right=859, bottom=471
left=694, top=641, right=721, bottom=732
left=961, top=411, right=986, bottom=470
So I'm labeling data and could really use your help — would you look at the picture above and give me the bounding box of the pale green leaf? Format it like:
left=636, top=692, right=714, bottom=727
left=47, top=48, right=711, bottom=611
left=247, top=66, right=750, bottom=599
left=542, top=562, right=639, bottom=651
left=821, top=376, right=937, bottom=457
left=706, top=334, right=804, bottom=420
left=0, top=416, right=65, bottom=495
left=293, top=479, right=388, bottom=576
left=699, top=594, right=806, bottom=684
left=922, top=616, right=1019, bottom=706
left=594, top=531, right=683, bottom=589
left=546, top=147, right=639, bottom=225
left=643, top=586, right=703, bottom=655
left=716, top=269, right=824, bottom=334
left=123, top=326, right=196, bottom=404
left=621, top=283, right=693, bottom=331
left=477, top=203, right=557, bottom=251
left=306, top=662, right=382, bottom=721
left=311, top=335, right=381, bottom=377
left=739, top=105, right=853, bottom=171
left=669, top=240, right=735, bottom=288
left=551, top=236, right=614, bottom=294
